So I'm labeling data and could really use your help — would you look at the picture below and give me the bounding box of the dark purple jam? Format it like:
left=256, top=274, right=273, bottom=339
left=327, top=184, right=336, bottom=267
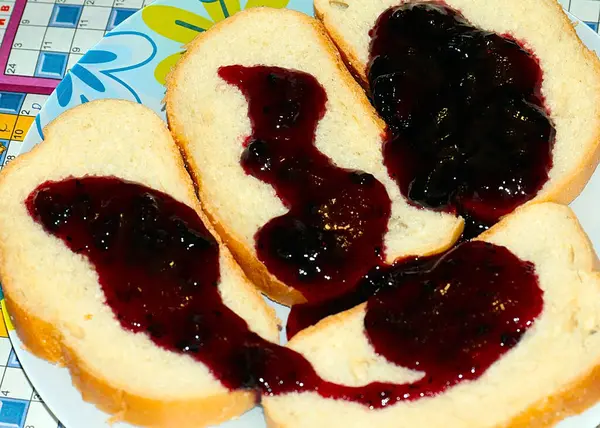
left=218, top=65, right=391, bottom=303
left=369, top=3, right=555, bottom=238
left=267, top=240, right=543, bottom=406
left=364, top=241, right=542, bottom=389
left=27, top=178, right=542, bottom=408
left=26, top=177, right=272, bottom=389
left=289, top=241, right=542, bottom=406
left=287, top=255, right=437, bottom=339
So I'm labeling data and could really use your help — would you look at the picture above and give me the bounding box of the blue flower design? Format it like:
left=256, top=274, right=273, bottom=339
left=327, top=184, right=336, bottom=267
left=31, top=30, right=157, bottom=144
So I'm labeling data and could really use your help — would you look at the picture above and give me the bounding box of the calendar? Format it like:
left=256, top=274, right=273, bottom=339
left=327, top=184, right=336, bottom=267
left=0, top=0, right=151, bottom=95
left=0, top=91, right=47, bottom=167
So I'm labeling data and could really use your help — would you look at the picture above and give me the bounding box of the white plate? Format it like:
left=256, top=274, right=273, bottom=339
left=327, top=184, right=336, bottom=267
left=5, top=1, right=600, bottom=427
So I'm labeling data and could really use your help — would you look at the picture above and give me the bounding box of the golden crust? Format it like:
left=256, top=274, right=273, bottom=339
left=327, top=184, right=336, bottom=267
left=0, top=99, right=276, bottom=427
left=313, top=3, right=368, bottom=84
left=4, top=293, right=65, bottom=364
left=503, top=360, right=600, bottom=428
left=265, top=368, right=600, bottom=428
left=527, top=0, right=600, bottom=208
left=4, top=291, right=256, bottom=428
left=173, top=134, right=306, bottom=306
left=165, top=7, right=456, bottom=306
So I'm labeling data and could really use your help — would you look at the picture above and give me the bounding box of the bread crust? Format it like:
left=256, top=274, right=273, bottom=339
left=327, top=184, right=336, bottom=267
left=313, top=4, right=368, bottom=83
left=314, top=0, right=600, bottom=213
left=3, top=292, right=256, bottom=428
left=165, top=7, right=459, bottom=306
left=0, top=99, right=276, bottom=427
left=264, top=356, right=600, bottom=428
left=173, top=135, right=306, bottom=306
left=502, top=360, right=600, bottom=428
left=263, top=204, right=600, bottom=428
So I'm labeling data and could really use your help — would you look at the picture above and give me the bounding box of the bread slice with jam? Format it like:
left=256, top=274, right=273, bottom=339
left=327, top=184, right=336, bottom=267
left=0, top=99, right=280, bottom=428
left=263, top=202, right=600, bottom=428
left=166, top=7, right=463, bottom=307
left=314, top=0, right=600, bottom=226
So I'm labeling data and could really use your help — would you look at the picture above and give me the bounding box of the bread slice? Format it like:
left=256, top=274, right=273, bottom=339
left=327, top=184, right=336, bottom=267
left=0, top=99, right=280, bottom=428
left=314, top=0, right=600, bottom=209
left=262, top=202, right=600, bottom=428
left=166, top=7, right=463, bottom=306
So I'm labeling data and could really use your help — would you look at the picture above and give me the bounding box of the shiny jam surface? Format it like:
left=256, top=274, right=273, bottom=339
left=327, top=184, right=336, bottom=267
left=218, top=65, right=391, bottom=303
left=27, top=177, right=267, bottom=389
left=289, top=241, right=543, bottom=406
left=27, top=178, right=543, bottom=407
left=369, top=3, right=555, bottom=238
left=364, top=241, right=543, bottom=396
left=26, top=7, right=552, bottom=401
left=287, top=255, right=437, bottom=339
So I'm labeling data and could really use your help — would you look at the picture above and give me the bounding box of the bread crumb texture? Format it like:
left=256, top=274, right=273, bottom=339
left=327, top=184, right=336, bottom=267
left=0, top=99, right=279, bottom=427
left=264, top=203, right=600, bottom=428
left=166, top=7, right=462, bottom=305
left=314, top=0, right=600, bottom=207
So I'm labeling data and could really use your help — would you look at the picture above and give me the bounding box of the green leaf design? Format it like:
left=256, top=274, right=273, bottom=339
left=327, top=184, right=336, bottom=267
left=147, top=0, right=290, bottom=86
left=142, top=5, right=214, bottom=44
left=201, top=0, right=241, bottom=22
left=154, top=52, right=184, bottom=86
left=245, top=0, right=289, bottom=8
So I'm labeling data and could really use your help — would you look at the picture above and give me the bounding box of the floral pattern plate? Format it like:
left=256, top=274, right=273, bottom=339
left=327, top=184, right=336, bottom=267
left=6, top=0, right=600, bottom=426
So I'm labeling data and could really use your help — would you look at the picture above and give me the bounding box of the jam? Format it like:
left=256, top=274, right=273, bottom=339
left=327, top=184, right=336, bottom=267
left=27, top=177, right=268, bottom=389
left=369, top=3, right=555, bottom=238
left=27, top=178, right=542, bottom=408
left=287, top=241, right=542, bottom=406
left=287, top=255, right=437, bottom=339
left=254, top=240, right=543, bottom=407
left=218, top=65, right=391, bottom=303
left=364, top=241, right=542, bottom=394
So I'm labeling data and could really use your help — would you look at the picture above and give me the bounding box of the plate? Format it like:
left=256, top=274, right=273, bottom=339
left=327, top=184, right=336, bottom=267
left=4, top=0, right=600, bottom=427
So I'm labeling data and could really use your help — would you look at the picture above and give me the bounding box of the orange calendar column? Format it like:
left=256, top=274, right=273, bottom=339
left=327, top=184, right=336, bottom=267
left=0, top=113, right=17, bottom=142
left=11, top=114, right=34, bottom=143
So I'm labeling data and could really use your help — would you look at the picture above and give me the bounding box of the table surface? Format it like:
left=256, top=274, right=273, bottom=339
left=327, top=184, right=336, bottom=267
left=0, top=0, right=595, bottom=427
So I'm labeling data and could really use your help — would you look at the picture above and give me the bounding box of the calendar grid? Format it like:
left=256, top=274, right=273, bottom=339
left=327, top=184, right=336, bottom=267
left=0, top=0, right=141, bottom=95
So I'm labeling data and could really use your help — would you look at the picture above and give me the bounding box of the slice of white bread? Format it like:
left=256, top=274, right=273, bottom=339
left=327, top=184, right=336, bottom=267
left=165, top=7, right=463, bottom=306
left=314, top=0, right=600, bottom=209
left=0, top=99, right=280, bottom=428
left=263, top=202, right=600, bottom=428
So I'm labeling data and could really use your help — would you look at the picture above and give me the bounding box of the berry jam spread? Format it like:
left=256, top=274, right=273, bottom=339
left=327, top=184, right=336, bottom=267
left=290, top=241, right=542, bottom=405
left=364, top=241, right=542, bottom=396
left=369, top=3, right=555, bottom=238
left=218, top=65, right=391, bottom=302
left=26, top=177, right=271, bottom=389
left=27, top=178, right=542, bottom=407
left=287, top=255, right=437, bottom=339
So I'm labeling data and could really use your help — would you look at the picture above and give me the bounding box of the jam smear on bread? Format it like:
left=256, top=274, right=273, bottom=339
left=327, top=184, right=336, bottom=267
left=369, top=3, right=555, bottom=238
left=265, top=241, right=542, bottom=407
left=219, top=65, right=392, bottom=303
left=26, top=6, right=550, bottom=401
left=26, top=177, right=261, bottom=388
left=219, top=3, right=554, bottom=335
left=286, top=255, right=436, bottom=339
left=27, top=177, right=543, bottom=407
